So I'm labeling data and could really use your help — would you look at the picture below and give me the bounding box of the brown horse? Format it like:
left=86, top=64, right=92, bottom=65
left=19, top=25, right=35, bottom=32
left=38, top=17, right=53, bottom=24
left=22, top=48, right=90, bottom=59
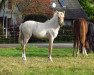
left=73, top=18, right=88, bottom=56
left=87, top=22, right=94, bottom=52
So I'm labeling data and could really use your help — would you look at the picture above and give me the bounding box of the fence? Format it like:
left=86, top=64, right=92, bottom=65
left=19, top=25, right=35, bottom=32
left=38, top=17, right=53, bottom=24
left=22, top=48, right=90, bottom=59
left=0, top=25, right=74, bottom=44
left=0, top=26, right=19, bottom=44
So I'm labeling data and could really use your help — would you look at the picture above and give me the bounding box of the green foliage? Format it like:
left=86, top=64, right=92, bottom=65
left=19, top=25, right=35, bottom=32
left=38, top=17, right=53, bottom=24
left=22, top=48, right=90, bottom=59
left=0, top=37, right=18, bottom=44
left=79, top=0, right=94, bottom=20
left=55, top=25, right=74, bottom=43
left=0, top=0, right=6, bottom=9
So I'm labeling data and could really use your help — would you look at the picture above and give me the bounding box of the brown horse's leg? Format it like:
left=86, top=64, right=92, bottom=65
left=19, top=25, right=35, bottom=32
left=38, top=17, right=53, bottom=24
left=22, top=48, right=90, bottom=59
left=82, top=46, right=88, bottom=56
left=76, top=37, right=80, bottom=56
left=85, top=40, right=90, bottom=53
left=82, top=37, right=88, bottom=56
left=87, top=36, right=92, bottom=53
left=73, top=36, right=77, bottom=56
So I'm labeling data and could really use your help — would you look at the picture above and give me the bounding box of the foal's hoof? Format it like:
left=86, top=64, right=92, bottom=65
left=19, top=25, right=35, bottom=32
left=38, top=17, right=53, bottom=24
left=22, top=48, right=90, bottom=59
left=82, top=54, right=88, bottom=57
left=85, top=54, right=88, bottom=56
left=22, top=57, right=27, bottom=64
left=22, top=57, right=26, bottom=60
left=48, top=57, right=53, bottom=62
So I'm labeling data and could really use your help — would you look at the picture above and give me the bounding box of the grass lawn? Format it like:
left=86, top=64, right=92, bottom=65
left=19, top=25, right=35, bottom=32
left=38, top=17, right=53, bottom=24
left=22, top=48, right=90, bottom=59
left=0, top=46, right=94, bottom=75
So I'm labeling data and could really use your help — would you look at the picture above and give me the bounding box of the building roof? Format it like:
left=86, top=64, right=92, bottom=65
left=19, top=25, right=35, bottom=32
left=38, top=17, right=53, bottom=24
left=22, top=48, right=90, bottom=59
left=17, top=0, right=53, bottom=17
left=0, top=0, right=88, bottom=20
left=51, top=0, right=88, bottom=19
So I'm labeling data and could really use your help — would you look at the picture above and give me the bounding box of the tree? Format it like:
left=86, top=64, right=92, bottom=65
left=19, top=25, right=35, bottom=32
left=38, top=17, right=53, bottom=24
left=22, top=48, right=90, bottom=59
left=0, top=0, right=6, bottom=10
left=79, top=0, right=94, bottom=20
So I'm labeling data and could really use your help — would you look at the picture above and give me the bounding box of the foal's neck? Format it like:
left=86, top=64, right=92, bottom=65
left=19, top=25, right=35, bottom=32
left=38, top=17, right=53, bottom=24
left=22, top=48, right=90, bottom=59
left=50, top=14, right=59, bottom=26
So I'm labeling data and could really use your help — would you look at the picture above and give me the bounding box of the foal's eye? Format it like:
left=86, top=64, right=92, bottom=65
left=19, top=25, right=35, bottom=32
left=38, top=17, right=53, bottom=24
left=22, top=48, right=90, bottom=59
left=59, top=13, right=62, bottom=15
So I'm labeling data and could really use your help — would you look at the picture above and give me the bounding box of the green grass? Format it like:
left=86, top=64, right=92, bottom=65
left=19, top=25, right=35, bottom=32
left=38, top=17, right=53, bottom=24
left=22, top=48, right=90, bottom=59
left=0, top=46, right=94, bottom=75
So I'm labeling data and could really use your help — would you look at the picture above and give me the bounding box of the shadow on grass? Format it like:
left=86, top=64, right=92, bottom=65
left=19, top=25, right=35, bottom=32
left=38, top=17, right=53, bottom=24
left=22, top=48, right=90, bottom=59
left=0, top=46, right=73, bottom=58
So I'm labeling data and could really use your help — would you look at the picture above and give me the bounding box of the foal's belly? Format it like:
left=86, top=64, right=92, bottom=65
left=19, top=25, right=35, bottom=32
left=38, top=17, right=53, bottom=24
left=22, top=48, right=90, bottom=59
left=33, top=30, right=47, bottom=39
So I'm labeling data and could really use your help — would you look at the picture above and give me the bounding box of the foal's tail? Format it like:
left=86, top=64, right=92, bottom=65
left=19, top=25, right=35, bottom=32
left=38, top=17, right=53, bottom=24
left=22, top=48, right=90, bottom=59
left=19, top=23, right=24, bottom=44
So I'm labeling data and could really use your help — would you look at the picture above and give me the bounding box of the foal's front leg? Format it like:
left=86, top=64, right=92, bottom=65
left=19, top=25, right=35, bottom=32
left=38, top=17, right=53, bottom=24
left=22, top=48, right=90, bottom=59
left=48, top=37, right=54, bottom=61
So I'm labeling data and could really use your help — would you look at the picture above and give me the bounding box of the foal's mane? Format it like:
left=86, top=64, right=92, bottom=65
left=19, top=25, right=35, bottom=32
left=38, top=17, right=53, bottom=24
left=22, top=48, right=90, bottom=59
left=45, top=11, right=58, bottom=23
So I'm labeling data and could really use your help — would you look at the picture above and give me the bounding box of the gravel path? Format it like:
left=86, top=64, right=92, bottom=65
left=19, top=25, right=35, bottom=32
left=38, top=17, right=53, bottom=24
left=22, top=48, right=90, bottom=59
left=0, top=43, right=73, bottom=48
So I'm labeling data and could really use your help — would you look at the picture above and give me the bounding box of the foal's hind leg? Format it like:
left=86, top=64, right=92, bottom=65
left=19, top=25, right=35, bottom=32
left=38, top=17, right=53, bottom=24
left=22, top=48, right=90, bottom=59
left=22, top=37, right=30, bottom=62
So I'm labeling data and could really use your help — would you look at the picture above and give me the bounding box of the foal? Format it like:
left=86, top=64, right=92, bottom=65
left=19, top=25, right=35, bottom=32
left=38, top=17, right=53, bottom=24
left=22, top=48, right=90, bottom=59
left=73, top=18, right=88, bottom=56
left=19, top=11, right=65, bottom=62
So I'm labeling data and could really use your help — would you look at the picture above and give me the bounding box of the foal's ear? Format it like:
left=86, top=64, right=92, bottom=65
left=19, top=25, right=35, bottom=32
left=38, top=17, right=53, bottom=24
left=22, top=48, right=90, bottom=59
left=56, top=10, right=58, bottom=13
left=63, top=11, right=65, bottom=14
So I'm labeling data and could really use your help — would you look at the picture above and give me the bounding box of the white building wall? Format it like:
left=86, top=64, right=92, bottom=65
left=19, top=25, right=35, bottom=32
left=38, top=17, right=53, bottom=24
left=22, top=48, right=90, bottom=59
left=0, top=0, right=22, bottom=25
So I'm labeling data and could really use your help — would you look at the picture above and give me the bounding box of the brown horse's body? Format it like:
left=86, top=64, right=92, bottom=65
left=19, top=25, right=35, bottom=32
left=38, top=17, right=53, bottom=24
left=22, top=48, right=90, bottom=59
left=73, top=18, right=88, bottom=56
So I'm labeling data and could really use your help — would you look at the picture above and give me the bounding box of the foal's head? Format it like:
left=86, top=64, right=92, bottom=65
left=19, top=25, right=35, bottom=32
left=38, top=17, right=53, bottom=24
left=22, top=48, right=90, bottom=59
left=57, top=11, right=65, bottom=27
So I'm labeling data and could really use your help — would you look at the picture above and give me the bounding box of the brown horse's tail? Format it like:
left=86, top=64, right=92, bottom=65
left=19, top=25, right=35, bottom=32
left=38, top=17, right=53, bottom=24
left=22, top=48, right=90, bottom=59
left=80, top=19, right=88, bottom=45
left=19, top=23, right=24, bottom=44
